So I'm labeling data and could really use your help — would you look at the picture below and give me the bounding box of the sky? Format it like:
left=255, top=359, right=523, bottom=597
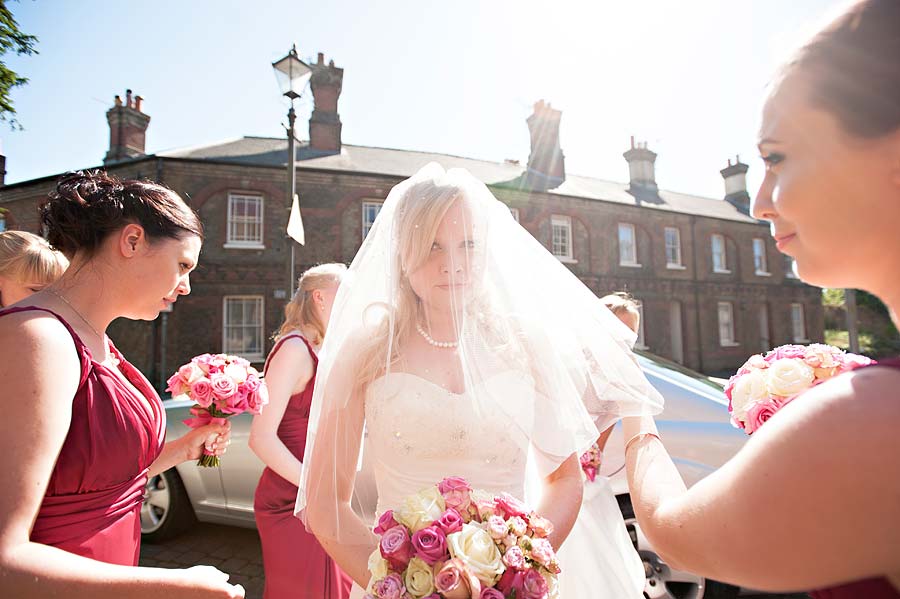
left=3, top=0, right=847, bottom=199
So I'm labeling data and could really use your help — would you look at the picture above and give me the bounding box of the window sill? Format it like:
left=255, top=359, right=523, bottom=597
left=666, top=263, right=686, bottom=270
left=755, top=270, right=772, bottom=277
left=719, top=341, right=741, bottom=348
left=227, top=353, right=264, bottom=362
left=224, top=243, right=266, bottom=250
left=792, top=338, right=811, bottom=344
left=634, top=343, right=649, bottom=350
left=556, top=256, right=578, bottom=264
left=712, top=268, right=732, bottom=274
left=619, top=262, right=643, bottom=268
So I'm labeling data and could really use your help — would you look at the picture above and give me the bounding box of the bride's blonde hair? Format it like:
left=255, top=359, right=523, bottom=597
left=0, top=230, right=69, bottom=285
left=274, top=263, right=346, bottom=345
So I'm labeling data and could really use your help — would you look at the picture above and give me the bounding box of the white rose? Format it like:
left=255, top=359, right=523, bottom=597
left=366, top=548, right=389, bottom=590
left=730, top=368, right=769, bottom=423
left=224, top=362, right=248, bottom=384
left=766, top=358, right=815, bottom=397
left=447, top=523, right=505, bottom=587
left=395, top=486, right=446, bottom=533
left=404, top=557, right=436, bottom=598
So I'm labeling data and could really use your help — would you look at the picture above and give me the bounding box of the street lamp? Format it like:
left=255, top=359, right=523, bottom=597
left=272, top=45, right=312, bottom=296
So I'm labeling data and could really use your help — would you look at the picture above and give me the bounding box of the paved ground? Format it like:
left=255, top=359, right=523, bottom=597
left=139, top=522, right=809, bottom=599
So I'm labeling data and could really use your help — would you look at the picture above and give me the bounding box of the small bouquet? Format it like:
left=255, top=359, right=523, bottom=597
left=579, top=442, right=603, bottom=483
left=725, top=343, right=874, bottom=434
left=366, top=476, right=560, bottom=599
left=166, top=353, right=269, bottom=466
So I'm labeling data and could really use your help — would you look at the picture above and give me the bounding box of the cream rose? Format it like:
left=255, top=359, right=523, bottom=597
left=366, top=548, right=389, bottom=590
left=447, top=523, right=505, bottom=587
left=730, top=367, right=769, bottom=423
left=765, top=358, right=815, bottom=397
left=404, top=557, right=436, bottom=598
left=395, top=486, right=446, bottom=533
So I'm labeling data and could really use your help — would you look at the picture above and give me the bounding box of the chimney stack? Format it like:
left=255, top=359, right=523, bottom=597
left=309, top=54, right=343, bottom=154
left=623, top=137, right=658, bottom=192
left=104, top=89, right=151, bottom=165
left=524, top=100, right=565, bottom=190
left=720, top=155, right=750, bottom=214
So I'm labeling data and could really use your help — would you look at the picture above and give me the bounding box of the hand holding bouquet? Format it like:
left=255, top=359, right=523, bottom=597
left=725, top=343, right=874, bottom=434
left=579, top=442, right=603, bottom=483
left=166, top=353, right=269, bottom=466
left=365, top=476, right=560, bottom=599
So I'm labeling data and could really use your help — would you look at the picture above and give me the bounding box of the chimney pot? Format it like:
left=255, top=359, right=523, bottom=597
left=135, top=95, right=143, bottom=112
left=125, top=89, right=133, bottom=108
left=114, top=95, right=122, bottom=107
left=317, top=52, right=324, bottom=65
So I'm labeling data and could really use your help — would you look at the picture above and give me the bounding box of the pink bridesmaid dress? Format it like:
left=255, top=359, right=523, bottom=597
left=254, top=333, right=352, bottom=599
left=1, top=306, right=165, bottom=566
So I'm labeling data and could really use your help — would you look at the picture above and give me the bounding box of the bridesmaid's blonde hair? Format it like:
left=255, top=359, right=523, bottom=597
left=274, top=263, right=346, bottom=344
left=0, top=230, right=69, bottom=285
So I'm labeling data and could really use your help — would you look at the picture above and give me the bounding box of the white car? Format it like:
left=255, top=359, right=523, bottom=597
left=143, top=350, right=748, bottom=599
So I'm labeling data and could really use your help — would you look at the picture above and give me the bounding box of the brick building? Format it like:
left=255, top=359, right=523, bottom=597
left=0, top=53, right=822, bottom=382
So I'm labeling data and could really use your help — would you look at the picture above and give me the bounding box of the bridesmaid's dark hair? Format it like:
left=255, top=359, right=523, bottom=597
left=781, top=0, right=900, bottom=138
left=40, top=170, right=203, bottom=258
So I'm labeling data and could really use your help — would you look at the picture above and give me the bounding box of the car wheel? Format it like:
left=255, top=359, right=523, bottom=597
left=141, top=468, right=196, bottom=543
left=619, top=497, right=740, bottom=599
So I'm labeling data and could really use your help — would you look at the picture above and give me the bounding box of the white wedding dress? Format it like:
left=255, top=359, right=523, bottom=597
left=349, top=370, right=644, bottom=598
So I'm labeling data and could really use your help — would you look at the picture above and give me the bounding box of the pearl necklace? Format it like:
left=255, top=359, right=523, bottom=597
left=416, top=322, right=458, bottom=349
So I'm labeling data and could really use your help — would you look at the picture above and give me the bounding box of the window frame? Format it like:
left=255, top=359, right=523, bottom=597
left=711, top=233, right=730, bottom=273
left=618, top=223, right=640, bottom=267
left=224, top=192, right=265, bottom=249
left=361, top=200, right=384, bottom=241
left=551, top=214, right=574, bottom=262
left=664, top=226, right=684, bottom=269
left=717, top=300, right=738, bottom=346
left=222, top=295, right=265, bottom=362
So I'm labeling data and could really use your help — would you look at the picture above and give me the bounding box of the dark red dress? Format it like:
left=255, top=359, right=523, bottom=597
left=807, top=357, right=900, bottom=599
left=1, top=306, right=165, bottom=566
left=254, top=333, right=352, bottom=599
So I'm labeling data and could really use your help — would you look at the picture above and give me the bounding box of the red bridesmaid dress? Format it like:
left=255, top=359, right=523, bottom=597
left=254, top=333, right=352, bottom=599
left=2, top=306, right=165, bottom=566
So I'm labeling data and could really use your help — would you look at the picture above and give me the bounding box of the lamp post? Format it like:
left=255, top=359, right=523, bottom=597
left=272, top=45, right=312, bottom=296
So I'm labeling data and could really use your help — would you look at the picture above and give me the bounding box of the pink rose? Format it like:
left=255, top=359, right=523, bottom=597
left=379, top=525, right=413, bottom=571
left=438, top=476, right=473, bottom=512
left=434, top=559, right=480, bottom=599
left=502, top=546, right=526, bottom=569
left=435, top=508, right=464, bottom=535
left=189, top=377, right=214, bottom=408
left=528, top=515, right=554, bottom=538
left=529, top=537, right=556, bottom=568
left=221, top=388, right=250, bottom=415
left=410, top=525, right=449, bottom=565
left=522, top=568, right=550, bottom=599
left=480, top=589, right=505, bottom=599
left=495, top=493, right=528, bottom=519
left=246, top=385, right=268, bottom=415
left=486, top=515, right=507, bottom=540
left=373, top=573, right=405, bottom=599
left=767, top=345, right=807, bottom=361
left=744, top=399, right=780, bottom=435
left=210, top=373, right=238, bottom=401
left=166, top=372, right=187, bottom=396
left=374, top=510, right=399, bottom=536
left=508, top=516, right=527, bottom=537
left=242, top=373, right=262, bottom=394
left=841, top=353, right=876, bottom=372
left=496, top=568, right=525, bottom=596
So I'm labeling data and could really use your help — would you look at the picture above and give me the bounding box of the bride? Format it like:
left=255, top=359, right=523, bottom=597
left=296, top=163, right=663, bottom=596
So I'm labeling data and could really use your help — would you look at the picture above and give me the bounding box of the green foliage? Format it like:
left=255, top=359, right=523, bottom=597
left=821, top=288, right=845, bottom=307
left=0, top=0, right=38, bottom=129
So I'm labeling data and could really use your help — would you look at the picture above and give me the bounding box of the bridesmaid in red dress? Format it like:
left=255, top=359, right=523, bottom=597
left=620, top=1, right=900, bottom=596
left=250, top=263, right=352, bottom=599
left=0, top=171, right=243, bottom=598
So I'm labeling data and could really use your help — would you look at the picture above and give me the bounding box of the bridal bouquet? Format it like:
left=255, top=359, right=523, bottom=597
left=579, top=442, right=603, bottom=483
left=166, top=353, right=268, bottom=466
left=725, top=343, right=874, bottom=434
left=365, top=476, right=560, bottom=599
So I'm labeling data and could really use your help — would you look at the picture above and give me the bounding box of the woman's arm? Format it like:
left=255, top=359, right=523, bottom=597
left=624, top=367, right=900, bottom=591
left=248, top=338, right=314, bottom=486
left=535, top=453, right=584, bottom=549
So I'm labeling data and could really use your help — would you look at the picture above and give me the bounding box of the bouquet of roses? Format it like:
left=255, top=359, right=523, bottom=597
left=725, top=343, right=874, bottom=434
left=166, top=353, right=269, bottom=466
left=365, top=476, right=560, bottom=599
left=579, top=442, right=603, bottom=483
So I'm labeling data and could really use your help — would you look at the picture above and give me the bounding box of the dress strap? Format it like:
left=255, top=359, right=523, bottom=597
left=264, top=333, right=318, bottom=376
left=0, top=305, right=91, bottom=387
